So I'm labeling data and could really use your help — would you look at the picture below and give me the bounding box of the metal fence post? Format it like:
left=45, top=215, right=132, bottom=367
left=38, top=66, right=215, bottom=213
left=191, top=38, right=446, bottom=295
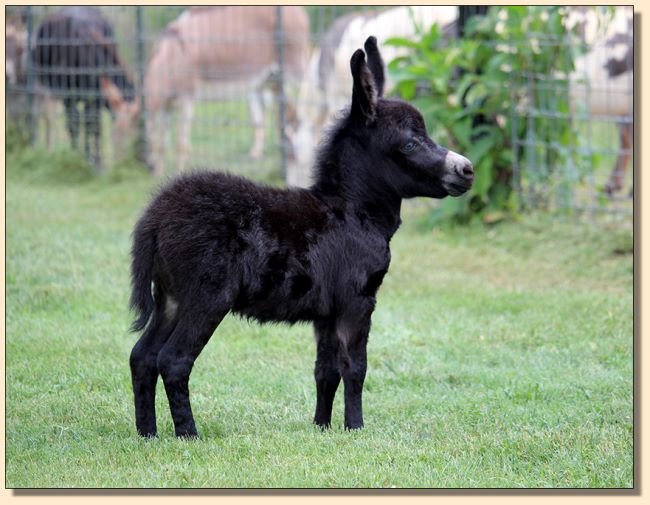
left=457, top=6, right=489, bottom=142
left=458, top=6, right=489, bottom=36
left=511, top=86, right=522, bottom=209
left=274, top=6, right=289, bottom=183
left=26, top=6, right=36, bottom=146
left=135, top=6, right=147, bottom=165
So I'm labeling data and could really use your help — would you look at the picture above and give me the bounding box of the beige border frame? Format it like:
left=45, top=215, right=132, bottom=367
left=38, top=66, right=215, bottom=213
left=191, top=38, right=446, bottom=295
left=1, top=0, right=645, bottom=500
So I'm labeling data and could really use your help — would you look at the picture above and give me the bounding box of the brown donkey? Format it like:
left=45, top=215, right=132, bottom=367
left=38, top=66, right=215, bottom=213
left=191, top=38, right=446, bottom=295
left=102, top=6, right=310, bottom=176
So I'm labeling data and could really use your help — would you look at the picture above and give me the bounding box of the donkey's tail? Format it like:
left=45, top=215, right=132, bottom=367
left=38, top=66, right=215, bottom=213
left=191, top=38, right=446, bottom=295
left=129, top=217, right=156, bottom=333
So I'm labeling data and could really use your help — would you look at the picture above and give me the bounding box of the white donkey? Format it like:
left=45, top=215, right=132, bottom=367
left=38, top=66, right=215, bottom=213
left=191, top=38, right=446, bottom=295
left=102, top=6, right=310, bottom=176
left=287, top=6, right=458, bottom=187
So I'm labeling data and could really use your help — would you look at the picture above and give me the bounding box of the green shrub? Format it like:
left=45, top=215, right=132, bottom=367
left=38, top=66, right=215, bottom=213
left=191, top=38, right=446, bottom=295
left=387, top=6, right=586, bottom=223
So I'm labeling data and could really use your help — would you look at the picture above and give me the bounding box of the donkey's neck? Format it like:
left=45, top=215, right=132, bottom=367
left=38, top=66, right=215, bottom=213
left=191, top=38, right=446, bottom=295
left=310, top=121, right=406, bottom=239
left=354, top=190, right=403, bottom=240
left=312, top=163, right=403, bottom=240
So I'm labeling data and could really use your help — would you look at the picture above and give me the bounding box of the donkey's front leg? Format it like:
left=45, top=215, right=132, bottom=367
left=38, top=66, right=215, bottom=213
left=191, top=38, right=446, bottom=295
left=337, top=311, right=372, bottom=430
left=84, top=97, right=102, bottom=171
left=313, top=319, right=341, bottom=429
left=247, top=89, right=265, bottom=159
left=64, top=97, right=80, bottom=150
left=176, top=96, right=194, bottom=173
left=146, top=109, right=168, bottom=177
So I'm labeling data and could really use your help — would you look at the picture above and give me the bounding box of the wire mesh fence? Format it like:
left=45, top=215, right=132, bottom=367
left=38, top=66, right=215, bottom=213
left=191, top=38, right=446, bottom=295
left=5, top=5, right=633, bottom=217
left=509, top=6, right=634, bottom=216
left=6, top=5, right=384, bottom=182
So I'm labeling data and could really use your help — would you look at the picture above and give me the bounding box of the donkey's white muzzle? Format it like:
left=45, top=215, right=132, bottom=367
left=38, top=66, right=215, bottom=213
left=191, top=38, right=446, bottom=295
left=442, top=149, right=474, bottom=196
left=446, top=150, right=474, bottom=180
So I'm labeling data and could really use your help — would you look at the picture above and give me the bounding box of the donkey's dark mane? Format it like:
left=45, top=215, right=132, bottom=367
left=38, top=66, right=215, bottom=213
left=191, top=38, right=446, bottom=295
left=310, top=110, right=404, bottom=240
left=310, top=113, right=351, bottom=197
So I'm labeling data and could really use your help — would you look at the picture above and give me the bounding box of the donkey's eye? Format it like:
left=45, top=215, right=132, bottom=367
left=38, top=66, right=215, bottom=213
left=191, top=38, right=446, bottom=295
left=400, top=141, right=417, bottom=153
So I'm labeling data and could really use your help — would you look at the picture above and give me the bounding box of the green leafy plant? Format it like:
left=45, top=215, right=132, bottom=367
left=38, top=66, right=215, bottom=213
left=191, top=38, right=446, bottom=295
left=387, top=6, right=585, bottom=223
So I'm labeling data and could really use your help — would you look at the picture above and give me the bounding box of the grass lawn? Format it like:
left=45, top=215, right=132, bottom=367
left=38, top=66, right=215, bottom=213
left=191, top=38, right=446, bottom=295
left=5, top=148, right=633, bottom=488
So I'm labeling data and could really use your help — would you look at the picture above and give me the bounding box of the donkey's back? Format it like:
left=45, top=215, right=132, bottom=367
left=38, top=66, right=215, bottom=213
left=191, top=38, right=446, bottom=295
left=131, top=171, right=354, bottom=328
left=34, top=6, right=130, bottom=97
left=179, top=6, right=309, bottom=81
left=148, top=5, right=309, bottom=100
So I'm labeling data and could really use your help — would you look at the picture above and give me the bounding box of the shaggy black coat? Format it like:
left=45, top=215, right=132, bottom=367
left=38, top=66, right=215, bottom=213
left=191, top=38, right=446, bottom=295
left=129, top=36, right=474, bottom=438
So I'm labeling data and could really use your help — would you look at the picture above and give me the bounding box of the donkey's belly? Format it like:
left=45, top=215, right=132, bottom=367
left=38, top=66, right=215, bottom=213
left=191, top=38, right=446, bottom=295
left=194, top=67, right=277, bottom=99
left=231, top=272, right=328, bottom=324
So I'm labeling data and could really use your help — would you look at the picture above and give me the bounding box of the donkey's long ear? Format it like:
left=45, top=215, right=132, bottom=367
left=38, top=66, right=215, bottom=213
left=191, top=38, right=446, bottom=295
left=350, top=48, right=378, bottom=124
left=364, top=36, right=385, bottom=97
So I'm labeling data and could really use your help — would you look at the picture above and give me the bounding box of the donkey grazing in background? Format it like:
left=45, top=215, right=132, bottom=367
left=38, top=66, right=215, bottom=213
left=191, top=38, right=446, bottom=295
left=32, top=6, right=135, bottom=169
left=102, top=6, right=310, bottom=177
left=128, top=37, right=474, bottom=438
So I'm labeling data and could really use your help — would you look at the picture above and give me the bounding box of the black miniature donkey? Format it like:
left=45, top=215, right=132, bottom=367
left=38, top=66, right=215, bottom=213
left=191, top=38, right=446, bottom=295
left=129, top=37, right=474, bottom=438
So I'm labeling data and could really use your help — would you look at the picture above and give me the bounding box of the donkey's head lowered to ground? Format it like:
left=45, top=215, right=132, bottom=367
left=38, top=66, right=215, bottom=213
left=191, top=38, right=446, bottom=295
left=128, top=36, right=473, bottom=439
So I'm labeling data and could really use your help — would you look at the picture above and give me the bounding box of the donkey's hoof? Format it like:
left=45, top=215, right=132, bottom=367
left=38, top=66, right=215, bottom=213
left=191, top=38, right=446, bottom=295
left=175, top=429, right=200, bottom=440
left=137, top=429, right=158, bottom=438
left=604, top=179, right=623, bottom=197
left=177, top=434, right=199, bottom=441
left=248, top=148, right=263, bottom=160
left=313, top=419, right=332, bottom=431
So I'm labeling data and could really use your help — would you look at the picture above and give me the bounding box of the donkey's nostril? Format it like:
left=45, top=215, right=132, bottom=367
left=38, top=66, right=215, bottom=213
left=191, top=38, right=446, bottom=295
left=456, top=163, right=474, bottom=180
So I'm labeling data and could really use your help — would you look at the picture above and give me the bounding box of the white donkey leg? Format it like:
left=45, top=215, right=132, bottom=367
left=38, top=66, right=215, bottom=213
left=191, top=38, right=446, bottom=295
left=147, top=108, right=167, bottom=177
left=248, top=89, right=265, bottom=160
left=176, top=96, right=194, bottom=173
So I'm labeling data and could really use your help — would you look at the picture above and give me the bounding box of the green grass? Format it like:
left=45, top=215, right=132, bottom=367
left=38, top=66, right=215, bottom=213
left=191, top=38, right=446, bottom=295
left=5, top=151, right=633, bottom=488
left=27, top=94, right=288, bottom=183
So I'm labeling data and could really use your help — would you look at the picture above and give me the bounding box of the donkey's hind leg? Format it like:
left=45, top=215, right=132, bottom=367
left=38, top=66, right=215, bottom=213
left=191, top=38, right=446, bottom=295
left=157, top=308, right=226, bottom=438
left=130, top=292, right=177, bottom=437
